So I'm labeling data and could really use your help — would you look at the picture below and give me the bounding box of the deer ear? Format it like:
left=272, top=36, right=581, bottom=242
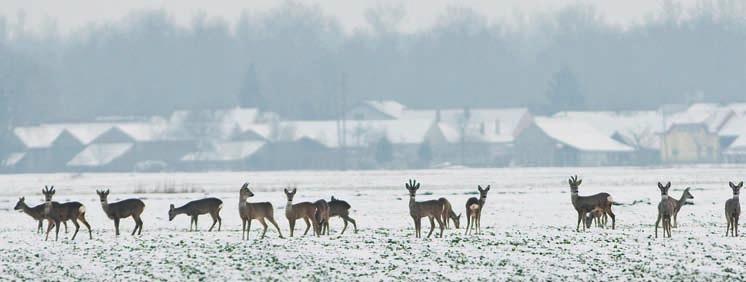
left=665, top=182, right=671, bottom=189
left=169, top=204, right=174, bottom=210
left=739, top=182, right=744, bottom=188
left=577, top=179, right=582, bottom=186
left=20, top=197, right=24, bottom=201
left=658, top=182, right=664, bottom=189
left=485, top=185, right=490, bottom=191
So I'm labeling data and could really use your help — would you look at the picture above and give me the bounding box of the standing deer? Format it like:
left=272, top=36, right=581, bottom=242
left=239, top=183, right=283, bottom=240
left=568, top=175, right=616, bottom=231
left=655, top=182, right=675, bottom=238
left=314, top=199, right=331, bottom=235
left=96, top=189, right=145, bottom=236
left=169, top=198, right=223, bottom=231
left=329, top=196, right=357, bottom=234
left=464, top=185, right=489, bottom=235
left=438, top=198, right=461, bottom=229
left=14, top=197, right=68, bottom=234
left=284, top=187, right=319, bottom=237
left=725, top=181, right=743, bottom=237
left=405, top=179, right=445, bottom=238
left=41, top=186, right=92, bottom=241
left=671, top=187, right=694, bottom=228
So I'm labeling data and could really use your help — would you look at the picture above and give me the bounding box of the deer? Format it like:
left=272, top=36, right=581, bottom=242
left=405, top=179, right=445, bottom=238
left=438, top=198, right=461, bottom=229
left=14, top=197, right=68, bottom=234
left=655, top=182, right=675, bottom=238
left=671, top=187, right=694, bottom=228
left=464, top=185, right=489, bottom=235
left=41, top=186, right=92, bottom=241
left=328, top=196, right=357, bottom=234
left=238, top=183, right=283, bottom=240
left=725, top=181, right=743, bottom=237
left=584, top=206, right=606, bottom=229
left=314, top=199, right=331, bottom=235
left=96, top=189, right=145, bottom=236
left=568, top=175, right=616, bottom=231
left=283, top=187, right=319, bottom=237
left=169, top=198, right=223, bottom=232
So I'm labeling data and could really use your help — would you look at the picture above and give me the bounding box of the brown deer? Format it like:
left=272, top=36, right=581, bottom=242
left=671, top=187, right=694, bottom=228
left=725, top=181, right=743, bottom=237
left=438, top=198, right=461, bottom=229
left=314, top=199, right=331, bottom=235
left=14, top=197, right=68, bottom=234
left=406, top=179, right=445, bottom=238
left=464, top=185, right=489, bottom=235
left=329, top=196, right=357, bottom=234
left=96, top=189, right=145, bottom=236
left=41, top=186, right=92, bottom=241
left=584, top=206, right=606, bottom=229
left=655, top=182, right=675, bottom=238
left=239, top=183, right=283, bottom=240
left=568, top=175, right=615, bottom=231
left=169, top=198, right=223, bottom=231
left=283, top=187, right=319, bottom=237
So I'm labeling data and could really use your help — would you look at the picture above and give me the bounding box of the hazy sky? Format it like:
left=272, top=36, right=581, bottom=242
left=3, top=0, right=698, bottom=35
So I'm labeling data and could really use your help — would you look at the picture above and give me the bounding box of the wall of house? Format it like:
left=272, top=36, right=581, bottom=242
left=514, top=125, right=565, bottom=166
left=661, top=125, right=720, bottom=163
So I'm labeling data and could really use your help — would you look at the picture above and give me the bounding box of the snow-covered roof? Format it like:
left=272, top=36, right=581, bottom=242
left=534, top=117, right=635, bottom=152
left=3, top=152, right=25, bottom=167
left=665, top=103, right=734, bottom=133
left=280, top=119, right=433, bottom=148
left=719, top=115, right=746, bottom=137
left=423, top=108, right=531, bottom=143
left=116, top=123, right=168, bottom=142
left=13, top=126, right=65, bottom=148
left=181, top=141, right=265, bottom=161
left=554, top=111, right=662, bottom=149
left=362, top=100, right=407, bottom=119
left=67, top=143, right=134, bottom=167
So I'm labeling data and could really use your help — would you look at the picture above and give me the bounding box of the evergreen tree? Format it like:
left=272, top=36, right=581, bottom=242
left=546, top=66, right=585, bottom=114
left=238, top=64, right=264, bottom=109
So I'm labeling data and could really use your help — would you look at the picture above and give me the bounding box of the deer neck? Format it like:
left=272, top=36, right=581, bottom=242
left=733, top=194, right=740, bottom=201
left=479, top=196, right=486, bottom=206
left=20, top=203, right=35, bottom=216
left=239, top=196, right=248, bottom=208
left=285, top=200, right=294, bottom=216
left=661, top=195, right=669, bottom=201
left=676, top=193, right=688, bottom=206
left=100, top=200, right=112, bottom=215
left=409, top=195, right=417, bottom=211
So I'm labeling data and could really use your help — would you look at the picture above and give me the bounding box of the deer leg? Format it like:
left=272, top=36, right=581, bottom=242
left=193, top=215, right=199, bottom=231
left=64, top=221, right=69, bottom=233
left=37, top=220, right=43, bottom=233
left=114, top=218, right=120, bottom=236
left=45, top=220, right=57, bottom=241
left=673, top=212, right=678, bottom=228
left=259, top=218, right=269, bottom=239
left=341, top=215, right=356, bottom=234
left=303, top=218, right=311, bottom=236
left=476, top=213, right=482, bottom=235
left=78, top=215, right=92, bottom=239
left=736, top=215, right=740, bottom=237
left=246, top=219, right=252, bottom=240
left=435, top=214, right=445, bottom=238
left=726, top=216, right=732, bottom=237
left=412, top=217, right=418, bottom=238
left=289, top=219, right=296, bottom=237
left=464, top=215, right=471, bottom=235
left=242, top=219, right=247, bottom=240
left=655, top=214, right=661, bottom=238
left=217, top=213, right=222, bottom=231
left=267, top=217, right=284, bottom=238
left=70, top=219, right=80, bottom=240
left=426, top=217, right=436, bottom=238
left=607, top=209, right=616, bottom=230
left=136, top=215, right=143, bottom=235
left=576, top=212, right=583, bottom=232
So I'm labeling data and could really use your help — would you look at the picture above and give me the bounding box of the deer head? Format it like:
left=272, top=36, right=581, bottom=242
left=168, top=204, right=176, bottom=221
left=454, top=213, right=462, bottom=229
left=14, top=197, right=25, bottom=210
left=284, top=187, right=297, bottom=201
left=405, top=179, right=420, bottom=197
left=657, top=182, right=672, bottom=198
left=683, top=187, right=694, bottom=201
left=729, top=181, right=743, bottom=197
left=240, top=182, right=254, bottom=200
left=96, top=189, right=110, bottom=202
left=42, top=186, right=55, bottom=202
left=478, top=185, right=490, bottom=199
left=568, top=175, right=582, bottom=193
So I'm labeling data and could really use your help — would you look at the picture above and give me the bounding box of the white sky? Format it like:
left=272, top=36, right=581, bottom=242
left=2, top=0, right=699, bottom=35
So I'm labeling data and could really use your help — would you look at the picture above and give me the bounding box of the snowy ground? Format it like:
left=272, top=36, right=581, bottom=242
left=1, top=166, right=746, bottom=281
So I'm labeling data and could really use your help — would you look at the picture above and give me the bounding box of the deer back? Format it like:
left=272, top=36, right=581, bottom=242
left=241, top=201, right=274, bottom=220
left=328, top=197, right=351, bottom=217
left=47, top=201, right=85, bottom=221
left=181, top=198, right=223, bottom=215
left=106, top=199, right=145, bottom=219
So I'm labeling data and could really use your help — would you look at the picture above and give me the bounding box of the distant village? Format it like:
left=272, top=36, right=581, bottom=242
left=2, top=101, right=746, bottom=173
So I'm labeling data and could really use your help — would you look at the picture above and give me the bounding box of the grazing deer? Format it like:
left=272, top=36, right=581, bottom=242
left=464, top=185, right=489, bottom=235
left=671, top=187, right=694, bottom=228
left=284, top=187, right=319, bottom=237
left=314, top=199, right=331, bottom=235
left=41, top=186, right=92, bottom=241
left=329, top=196, right=357, bottom=234
left=14, top=197, right=68, bottom=234
left=584, top=206, right=606, bottom=229
left=405, top=179, right=445, bottom=238
left=96, top=189, right=145, bottom=236
left=169, top=198, right=223, bottom=231
left=438, top=198, right=461, bottom=229
left=239, top=183, right=283, bottom=240
left=568, top=175, right=616, bottom=231
left=725, top=181, right=743, bottom=237
left=655, top=182, right=675, bottom=238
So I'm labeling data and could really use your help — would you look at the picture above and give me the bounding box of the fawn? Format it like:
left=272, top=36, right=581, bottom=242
left=169, top=198, right=223, bottom=231
left=14, top=197, right=68, bottom=234
left=671, top=187, right=694, bottom=228
left=725, top=181, right=743, bottom=237
left=655, top=182, right=675, bottom=238
left=96, top=189, right=145, bottom=236
left=464, top=185, right=489, bottom=235
left=584, top=206, right=606, bottom=229
left=406, top=179, right=445, bottom=238
left=284, top=187, right=319, bottom=237
left=239, top=183, right=283, bottom=240
left=41, top=186, right=92, bottom=241
left=438, top=198, right=461, bottom=229
left=314, top=199, right=331, bottom=235
left=568, top=175, right=616, bottom=231
left=329, top=196, right=357, bottom=234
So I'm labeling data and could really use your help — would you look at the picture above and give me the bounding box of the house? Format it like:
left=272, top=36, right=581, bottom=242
left=180, top=141, right=266, bottom=171
left=514, top=117, right=635, bottom=166
left=345, top=100, right=407, bottom=120
left=10, top=126, right=85, bottom=172
left=660, top=103, right=734, bottom=163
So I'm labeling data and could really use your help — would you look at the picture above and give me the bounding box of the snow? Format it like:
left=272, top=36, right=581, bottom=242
left=363, top=100, right=407, bottom=119
left=181, top=141, right=266, bottom=161
left=13, top=126, right=65, bottom=148
left=67, top=143, right=134, bottom=167
left=554, top=111, right=662, bottom=149
left=283, top=120, right=433, bottom=148
left=2, top=166, right=746, bottom=280
left=534, top=117, right=635, bottom=152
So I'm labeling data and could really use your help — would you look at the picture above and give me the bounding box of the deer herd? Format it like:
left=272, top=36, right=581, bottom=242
left=9, top=176, right=746, bottom=241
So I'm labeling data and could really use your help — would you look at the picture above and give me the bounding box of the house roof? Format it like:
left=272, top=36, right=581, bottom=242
left=280, top=119, right=433, bottom=148
left=424, top=108, right=531, bottom=144
left=13, top=126, right=65, bottom=149
left=67, top=143, right=134, bottom=167
left=664, top=103, right=734, bottom=133
left=2, top=152, right=25, bottom=167
left=554, top=111, right=662, bottom=149
left=181, top=141, right=266, bottom=162
left=534, top=117, right=635, bottom=152
left=362, top=100, right=407, bottom=119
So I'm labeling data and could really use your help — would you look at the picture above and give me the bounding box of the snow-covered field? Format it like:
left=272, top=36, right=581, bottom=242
left=1, top=166, right=746, bottom=281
